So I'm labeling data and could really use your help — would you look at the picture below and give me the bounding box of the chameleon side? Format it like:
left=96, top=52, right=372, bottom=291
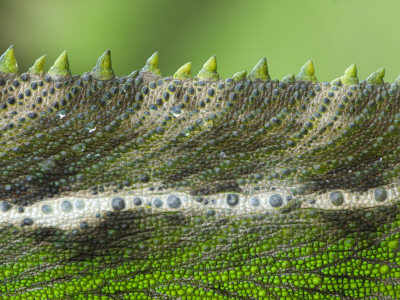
left=0, top=45, right=400, bottom=299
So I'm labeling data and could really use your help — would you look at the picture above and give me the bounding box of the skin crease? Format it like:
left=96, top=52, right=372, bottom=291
left=0, top=46, right=400, bottom=299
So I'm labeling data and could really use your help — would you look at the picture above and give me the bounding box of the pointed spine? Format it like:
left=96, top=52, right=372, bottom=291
left=232, top=71, right=247, bottom=82
left=395, top=74, right=400, bottom=87
left=296, top=60, right=317, bottom=82
left=173, top=62, right=192, bottom=79
left=128, top=70, right=138, bottom=78
left=340, top=64, right=359, bottom=86
left=197, top=56, right=219, bottom=81
left=91, top=50, right=114, bottom=80
left=27, top=55, right=46, bottom=74
left=248, top=58, right=270, bottom=81
left=282, top=73, right=295, bottom=84
left=48, top=51, right=71, bottom=78
left=140, top=52, right=161, bottom=76
left=366, top=68, right=385, bottom=85
left=0, top=45, right=18, bottom=74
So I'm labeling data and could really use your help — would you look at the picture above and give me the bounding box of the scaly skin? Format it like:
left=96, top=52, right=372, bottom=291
left=0, top=45, right=400, bottom=299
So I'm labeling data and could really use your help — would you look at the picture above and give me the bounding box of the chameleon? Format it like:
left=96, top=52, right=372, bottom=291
left=0, top=44, right=399, bottom=299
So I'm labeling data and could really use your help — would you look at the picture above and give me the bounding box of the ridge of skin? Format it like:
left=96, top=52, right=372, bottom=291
left=1, top=50, right=400, bottom=299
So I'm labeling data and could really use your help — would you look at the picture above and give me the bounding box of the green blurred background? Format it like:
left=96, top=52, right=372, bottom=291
left=1, top=0, right=400, bottom=81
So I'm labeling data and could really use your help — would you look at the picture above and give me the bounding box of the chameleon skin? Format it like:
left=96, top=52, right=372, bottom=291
left=0, top=46, right=400, bottom=299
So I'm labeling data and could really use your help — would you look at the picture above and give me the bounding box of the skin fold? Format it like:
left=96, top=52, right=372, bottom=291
left=0, top=45, right=400, bottom=299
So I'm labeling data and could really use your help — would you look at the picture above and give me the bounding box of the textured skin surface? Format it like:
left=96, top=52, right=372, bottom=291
left=1, top=47, right=400, bottom=299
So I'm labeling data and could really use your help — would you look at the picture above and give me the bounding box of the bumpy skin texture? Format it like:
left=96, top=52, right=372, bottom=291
left=1, top=47, right=400, bottom=299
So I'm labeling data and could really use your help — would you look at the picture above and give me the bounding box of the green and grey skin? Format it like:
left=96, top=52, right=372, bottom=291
left=1, top=45, right=400, bottom=300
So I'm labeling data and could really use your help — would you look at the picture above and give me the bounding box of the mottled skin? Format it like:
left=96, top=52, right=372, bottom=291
left=0, top=46, right=400, bottom=299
